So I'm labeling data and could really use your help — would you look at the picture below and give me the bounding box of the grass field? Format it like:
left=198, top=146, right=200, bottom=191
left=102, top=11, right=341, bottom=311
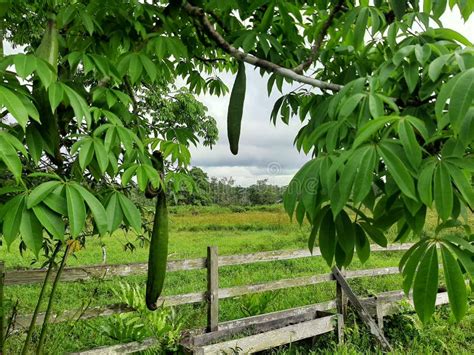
left=1, top=205, right=473, bottom=354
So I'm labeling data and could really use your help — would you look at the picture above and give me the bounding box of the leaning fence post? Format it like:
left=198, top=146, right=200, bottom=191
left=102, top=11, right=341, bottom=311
left=0, top=261, right=5, bottom=354
left=206, top=246, right=219, bottom=332
left=335, top=267, right=347, bottom=344
left=375, top=299, right=384, bottom=331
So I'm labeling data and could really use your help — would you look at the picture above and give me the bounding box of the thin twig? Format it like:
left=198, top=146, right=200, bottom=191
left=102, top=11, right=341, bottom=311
left=20, top=242, right=61, bottom=355
left=294, top=0, right=346, bottom=74
left=36, top=243, right=71, bottom=354
left=181, top=2, right=342, bottom=92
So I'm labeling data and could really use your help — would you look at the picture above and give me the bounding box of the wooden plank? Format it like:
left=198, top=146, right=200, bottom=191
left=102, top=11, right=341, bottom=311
left=12, top=266, right=404, bottom=329
left=336, top=313, right=344, bottom=344
left=335, top=273, right=347, bottom=344
left=4, top=244, right=412, bottom=286
left=217, top=243, right=412, bottom=268
left=219, top=274, right=333, bottom=299
left=218, top=266, right=400, bottom=300
left=194, top=315, right=336, bottom=355
left=190, top=300, right=337, bottom=347
left=71, top=291, right=450, bottom=354
left=68, top=338, right=157, bottom=355
left=332, top=266, right=392, bottom=352
left=206, top=246, right=219, bottom=332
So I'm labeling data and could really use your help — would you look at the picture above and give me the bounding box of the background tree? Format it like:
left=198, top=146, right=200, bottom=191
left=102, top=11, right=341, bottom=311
left=0, top=0, right=473, bottom=332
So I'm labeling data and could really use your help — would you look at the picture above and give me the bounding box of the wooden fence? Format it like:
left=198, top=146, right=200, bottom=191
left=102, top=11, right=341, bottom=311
left=0, top=243, right=439, bottom=354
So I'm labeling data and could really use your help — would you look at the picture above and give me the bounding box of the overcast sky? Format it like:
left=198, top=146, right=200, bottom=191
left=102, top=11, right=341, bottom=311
left=190, top=8, right=474, bottom=186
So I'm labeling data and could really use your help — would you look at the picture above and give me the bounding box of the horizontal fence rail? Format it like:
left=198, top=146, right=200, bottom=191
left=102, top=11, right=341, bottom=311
left=14, top=266, right=403, bottom=330
left=5, top=244, right=413, bottom=286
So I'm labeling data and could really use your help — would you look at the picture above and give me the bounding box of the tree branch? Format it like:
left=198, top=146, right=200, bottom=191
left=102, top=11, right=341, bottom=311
left=293, top=0, right=346, bottom=74
left=182, top=2, right=343, bottom=92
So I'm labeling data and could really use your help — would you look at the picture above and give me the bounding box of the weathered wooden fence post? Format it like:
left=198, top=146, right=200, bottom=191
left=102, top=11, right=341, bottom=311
left=206, top=246, right=219, bottom=332
left=0, top=261, right=5, bottom=355
left=332, top=266, right=392, bottom=352
left=335, top=267, right=347, bottom=343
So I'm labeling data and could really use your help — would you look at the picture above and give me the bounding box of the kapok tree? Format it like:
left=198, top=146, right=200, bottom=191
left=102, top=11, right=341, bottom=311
left=0, top=1, right=472, bottom=337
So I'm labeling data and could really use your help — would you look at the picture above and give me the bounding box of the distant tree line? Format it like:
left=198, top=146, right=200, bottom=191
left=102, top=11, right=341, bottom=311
left=170, top=167, right=285, bottom=206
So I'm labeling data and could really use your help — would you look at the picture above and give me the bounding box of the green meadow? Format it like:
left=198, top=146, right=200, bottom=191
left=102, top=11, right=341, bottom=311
left=1, top=205, right=472, bottom=354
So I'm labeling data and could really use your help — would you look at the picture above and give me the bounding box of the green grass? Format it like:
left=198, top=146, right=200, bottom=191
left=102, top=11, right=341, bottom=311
left=1, top=204, right=472, bottom=354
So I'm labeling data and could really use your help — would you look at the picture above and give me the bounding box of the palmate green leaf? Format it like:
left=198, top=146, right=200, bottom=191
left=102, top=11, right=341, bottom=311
left=432, top=28, right=472, bottom=46
left=93, top=139, right=108, bottom=173
left=65, top=184, right=86, bottom=237
left=319, top=209, right=336, bottom=266
left=415, top=44, right=431, bottom=65
left=353, top=145, right=377, bottom=203
left=128, top=54, right=143, bottom=84
left=27, top=181, right=61, bottom=209
left=35, top=58, right=55, bottom=88
left=139, top=54, right=157, bottom=82
left=440, top=244, right=467, bottom=322
left=2, top=194, right=25, bottom=248
left=61, top=84, right=92, bottom=128
left=448, top=68, right=474, bottom=133
left=359, top=221, right=388, bottom=247
left=354, top=223, right=370, bottom=264
left=121, top=165, right=138, bottom=186
left=308, top=205, right=330, bottom=253
left=117, top=194, right=141, bottom=233
left=14, top=54, right=37, bottom=78
left=353, top=7, right=369, bottom=49
left=442, top=234, right=474, bottom=254
left=353, top=116, right=397, bottom=149
left=136, top=165, right=148, bottom=191
left=368, top=94, right=384, bottom=119
left=43, top=185, right=67, bottom=215
left=32, top=204, right=64, bottom=241
left=446, top=162, right=474, bottom=209
left=378, top=142, right=417, bottom=201
left=413, top=244, right=439, bottom=323
left=445, top=244, right=474, bottom=282
left=284, top=159, right=320, bottom=219
left=434, top=162, right=453, bottom=220
left=48, top=81, right=64, bottom=113
left=339, top=93, right=365, bottom=118
left=25, top=125, right=43, bottom=164
left=331, top=150, right=365, bottom=216
left=106, top=193, right=123, bottom=233
left=435, top=72, right=461, bottom=122
left=403, top=61, right=419, bottom=93
left=71, top=183, right=108, bottom=235
left=335, top=210, right=355, bottom=264
left=428, top=54, right=451, bottom=82
left=0, top=86, right=29, bottom=128
left=0, top=133, right=23, bottom=181
left=401, top=241, right=429, bottom=295
left=79, top=139, right=94, bottom=170
left=20, top=207, right=44, bottom=257
left=398, top=119, right=422, bottom=169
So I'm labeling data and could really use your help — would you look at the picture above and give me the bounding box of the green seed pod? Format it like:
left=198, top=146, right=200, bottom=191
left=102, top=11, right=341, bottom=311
left=146, top=152, right=169, bottom=310
left=227, top=61, right=246, bottom=155
left=36, top=15, right=59, bottom=72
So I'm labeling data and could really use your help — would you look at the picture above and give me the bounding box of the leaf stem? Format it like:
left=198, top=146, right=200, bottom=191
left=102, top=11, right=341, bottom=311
left=36, top=242, right=71, bottom=355
left=21, top=242, right=61, bottom=355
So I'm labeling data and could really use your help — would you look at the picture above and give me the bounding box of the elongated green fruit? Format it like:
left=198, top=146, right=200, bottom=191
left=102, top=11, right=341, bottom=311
left=227, top=61, right=246, bottom=155
left=146, top=153, right=169, bottom=310
left=36, top=15, right=59, bottom=71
